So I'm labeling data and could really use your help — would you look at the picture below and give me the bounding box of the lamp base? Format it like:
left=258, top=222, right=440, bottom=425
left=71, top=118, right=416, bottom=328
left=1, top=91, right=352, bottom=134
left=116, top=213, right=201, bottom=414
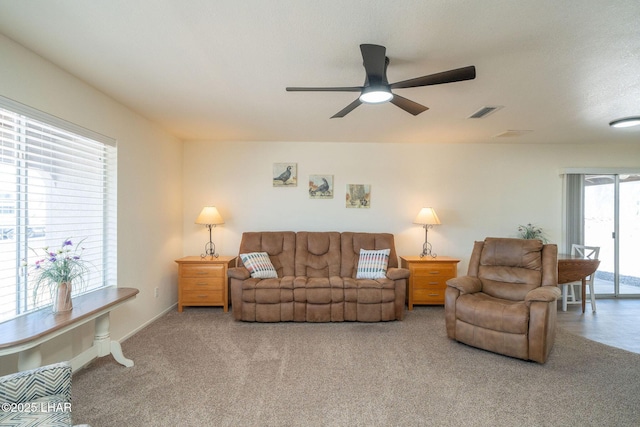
left=419, top=241, right=437, bottom=258
left=201, top=241, right=219, bottom=259
left=419, top=224, right=437, bottom=258
left=201, top=226, right=219, bottom=259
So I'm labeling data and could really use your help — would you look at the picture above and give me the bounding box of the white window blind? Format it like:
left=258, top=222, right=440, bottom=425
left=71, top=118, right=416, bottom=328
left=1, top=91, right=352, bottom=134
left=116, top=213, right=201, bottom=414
left=0, top=97, right=117, bottom=323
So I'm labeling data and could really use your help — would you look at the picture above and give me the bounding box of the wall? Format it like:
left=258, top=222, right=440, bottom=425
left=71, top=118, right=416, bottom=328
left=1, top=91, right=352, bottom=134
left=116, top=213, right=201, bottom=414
left=0, top=34, right=183, bottom=374
left=182, top=140, right=640, bottom=275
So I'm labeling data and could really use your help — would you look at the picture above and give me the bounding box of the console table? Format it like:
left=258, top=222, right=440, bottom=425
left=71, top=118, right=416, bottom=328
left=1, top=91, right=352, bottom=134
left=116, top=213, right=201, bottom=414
left=0, top=287, right=139, bottom=372
left=557, top=254, right=600, bottom=313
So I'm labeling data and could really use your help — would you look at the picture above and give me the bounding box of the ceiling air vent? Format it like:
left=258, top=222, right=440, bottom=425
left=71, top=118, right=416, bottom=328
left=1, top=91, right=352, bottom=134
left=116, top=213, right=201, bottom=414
left=468, top=106, right=503, bottom=119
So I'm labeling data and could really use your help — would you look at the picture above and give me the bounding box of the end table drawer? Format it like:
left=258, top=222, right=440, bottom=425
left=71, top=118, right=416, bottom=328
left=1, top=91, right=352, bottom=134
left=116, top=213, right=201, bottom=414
left=180, top=277, right=223, bottom=291
left=413, top=276, right=449, bottom=289
left=413, top=288, right=446, bottom=303
left=181, top=289, right=224, bottom=304
left=412, top=265, right=456, bottom=277
left=181, top=264, right=224, bottom=278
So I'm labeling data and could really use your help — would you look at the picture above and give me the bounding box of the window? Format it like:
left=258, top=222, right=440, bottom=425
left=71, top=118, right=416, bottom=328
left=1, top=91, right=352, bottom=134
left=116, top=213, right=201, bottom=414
left=0, top=96, right=117, bottom=323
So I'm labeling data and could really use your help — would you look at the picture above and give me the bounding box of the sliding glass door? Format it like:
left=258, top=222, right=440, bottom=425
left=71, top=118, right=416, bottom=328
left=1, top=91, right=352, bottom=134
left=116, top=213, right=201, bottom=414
left=583, top=173, right=640, bottom=297
left=583, top=175, right=615, bottom=295
left=619, top=175, right=640, bottom=295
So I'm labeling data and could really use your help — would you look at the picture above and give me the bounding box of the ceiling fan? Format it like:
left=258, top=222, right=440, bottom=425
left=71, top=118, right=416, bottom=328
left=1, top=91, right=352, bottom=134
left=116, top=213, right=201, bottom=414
left=286, top=44, right=476, bottom=118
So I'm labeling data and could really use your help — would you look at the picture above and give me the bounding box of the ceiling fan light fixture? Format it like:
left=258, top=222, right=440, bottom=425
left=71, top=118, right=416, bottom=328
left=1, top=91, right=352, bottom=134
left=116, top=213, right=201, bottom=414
left=609, top=116, right=640, bottom=128
left=286, top=44, right=476, bottom=117
left=359, top=86, right=393, bottom=104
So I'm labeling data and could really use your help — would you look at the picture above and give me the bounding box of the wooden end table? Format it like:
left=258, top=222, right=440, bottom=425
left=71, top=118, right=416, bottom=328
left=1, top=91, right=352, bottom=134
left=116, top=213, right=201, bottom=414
left=175, top=256, right=235, bottom=312
left=400, top=256, right=460, bottom=309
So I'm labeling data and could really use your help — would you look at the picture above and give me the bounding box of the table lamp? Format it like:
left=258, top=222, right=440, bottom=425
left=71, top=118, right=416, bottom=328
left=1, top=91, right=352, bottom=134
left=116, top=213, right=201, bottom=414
left=195, top=206, right=224, bottom=258
left=414, top=207, right=441, bottom=258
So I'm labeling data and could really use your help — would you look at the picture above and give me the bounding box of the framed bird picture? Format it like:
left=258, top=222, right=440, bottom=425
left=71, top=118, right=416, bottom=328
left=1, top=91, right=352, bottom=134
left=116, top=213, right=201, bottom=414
left=346, top=184, right=371, bottom=208
left=273, top=163, right=297, bottom=187
left=309, top=175, right=333, bottom=199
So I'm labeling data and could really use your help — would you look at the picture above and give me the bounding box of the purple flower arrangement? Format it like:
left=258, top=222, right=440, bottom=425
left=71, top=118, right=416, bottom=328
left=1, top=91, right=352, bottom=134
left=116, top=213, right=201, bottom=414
left=28, top=238, right=91, bottom=304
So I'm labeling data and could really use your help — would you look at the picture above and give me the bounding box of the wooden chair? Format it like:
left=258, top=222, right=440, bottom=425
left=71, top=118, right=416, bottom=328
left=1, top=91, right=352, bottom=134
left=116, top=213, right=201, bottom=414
left=561, top=244, right=599, bottom=312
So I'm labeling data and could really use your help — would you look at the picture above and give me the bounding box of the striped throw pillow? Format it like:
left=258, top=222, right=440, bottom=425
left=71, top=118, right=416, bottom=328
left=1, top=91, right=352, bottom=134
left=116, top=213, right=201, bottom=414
left=356, top=248, right=390, bottom=279
left=240, top=252, right=278, bottom=278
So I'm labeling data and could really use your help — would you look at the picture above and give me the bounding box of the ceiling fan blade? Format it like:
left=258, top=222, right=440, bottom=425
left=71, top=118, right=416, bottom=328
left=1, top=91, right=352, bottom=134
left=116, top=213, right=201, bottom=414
left=390, top=65, right=476, bottom=89
left=286, top=86, right=362, bottom=92
left=360, top=44, right=388, bottom=86
left=331, top=98, right=362, bottom=118
left=390, top=94, right=429, bottom=116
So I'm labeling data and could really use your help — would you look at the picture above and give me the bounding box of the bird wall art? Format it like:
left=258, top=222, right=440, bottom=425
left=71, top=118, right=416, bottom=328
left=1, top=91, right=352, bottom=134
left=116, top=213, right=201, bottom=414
left=309, top=175, right=333, bottom=199
left=273, top=163, right=297, bottom=187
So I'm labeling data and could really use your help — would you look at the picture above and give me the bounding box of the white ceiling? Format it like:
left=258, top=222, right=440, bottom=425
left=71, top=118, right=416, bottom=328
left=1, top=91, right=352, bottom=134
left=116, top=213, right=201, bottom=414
left=1, top=0, right=639, bottom=144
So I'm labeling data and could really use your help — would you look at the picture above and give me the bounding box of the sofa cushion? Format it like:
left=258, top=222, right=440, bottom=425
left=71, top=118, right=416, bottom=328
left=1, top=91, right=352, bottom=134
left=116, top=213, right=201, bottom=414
left=240, top=252, right=278, bottom=278
left=340, top=232, right=400, bottom=278
left=455, top=292, right=530, bottom=334
left=478, top=237, right=543, bottom=301
left=356, top=248, right=390, bottom=279
left=237, top=232, right=296, bottom=277
left=479, top=237, right=543, bottom=269
left=295, top=232, right=341, bottom=277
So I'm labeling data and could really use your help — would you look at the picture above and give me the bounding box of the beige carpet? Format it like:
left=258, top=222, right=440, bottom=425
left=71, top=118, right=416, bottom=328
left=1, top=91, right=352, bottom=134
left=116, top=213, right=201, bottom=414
left=71, top=307, right=640, bottom=426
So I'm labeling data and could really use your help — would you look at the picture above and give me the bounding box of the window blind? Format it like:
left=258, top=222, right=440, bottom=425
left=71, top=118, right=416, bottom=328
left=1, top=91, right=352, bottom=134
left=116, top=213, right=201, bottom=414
left=0, top=97, right=117, bottom=322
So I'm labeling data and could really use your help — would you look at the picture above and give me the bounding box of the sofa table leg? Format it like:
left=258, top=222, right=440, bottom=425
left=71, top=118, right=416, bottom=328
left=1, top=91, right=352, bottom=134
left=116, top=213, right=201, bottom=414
left=94, top=313, right=134, bottom=367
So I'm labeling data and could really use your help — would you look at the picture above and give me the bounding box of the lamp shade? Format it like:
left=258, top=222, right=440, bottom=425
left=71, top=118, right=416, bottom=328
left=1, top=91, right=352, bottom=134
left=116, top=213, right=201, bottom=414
left=195, top=206, right=224, bottom=225
left=414, top=207, right=441, bottom=225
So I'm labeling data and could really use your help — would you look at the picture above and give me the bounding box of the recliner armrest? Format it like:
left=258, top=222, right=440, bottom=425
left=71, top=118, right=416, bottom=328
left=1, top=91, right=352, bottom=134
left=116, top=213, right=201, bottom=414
left=525, top=286, right=561, bottom=305
left=387, top=267, right=410, bottom=280
left=228, top=267, right=251, bottom=280
left=446, top=276, right=482, bottom=294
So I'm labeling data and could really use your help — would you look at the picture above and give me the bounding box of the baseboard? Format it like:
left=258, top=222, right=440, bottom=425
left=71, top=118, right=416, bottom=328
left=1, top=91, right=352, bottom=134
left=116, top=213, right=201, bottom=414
left=71, top=347, right=99, bottom=372
left=71, top=303, right=177, bottom=372
left=119, top=303, right=177, bottom=342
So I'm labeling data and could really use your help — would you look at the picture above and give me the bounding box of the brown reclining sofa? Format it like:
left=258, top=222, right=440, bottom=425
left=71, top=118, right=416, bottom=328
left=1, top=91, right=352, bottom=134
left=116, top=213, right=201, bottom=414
left=228, top=231, right=409, bottom=322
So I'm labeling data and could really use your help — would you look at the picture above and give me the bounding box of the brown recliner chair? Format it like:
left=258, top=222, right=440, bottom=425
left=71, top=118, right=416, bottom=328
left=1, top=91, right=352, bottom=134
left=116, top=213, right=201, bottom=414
left=445, top=237, right=561, bottom=363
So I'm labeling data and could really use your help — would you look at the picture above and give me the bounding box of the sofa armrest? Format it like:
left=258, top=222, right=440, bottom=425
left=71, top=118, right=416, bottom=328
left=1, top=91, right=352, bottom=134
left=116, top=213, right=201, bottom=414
left=446, top=276, right=482, bottom=294
left=228, top=267, right=250, bottom=280
left=387, top=267, right=410, bottom=280
left=525, top=286, right=561, bottom=305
